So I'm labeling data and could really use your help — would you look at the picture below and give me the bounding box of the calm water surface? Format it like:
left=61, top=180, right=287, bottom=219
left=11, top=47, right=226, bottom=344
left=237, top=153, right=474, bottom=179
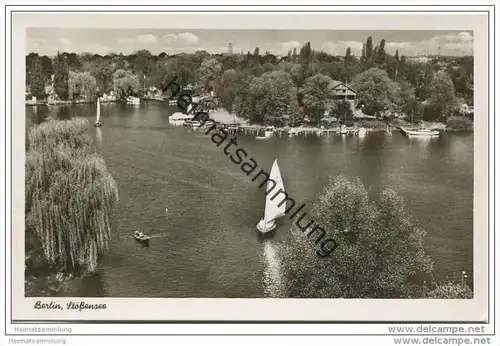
left=26, top=103, right=474, bottom=297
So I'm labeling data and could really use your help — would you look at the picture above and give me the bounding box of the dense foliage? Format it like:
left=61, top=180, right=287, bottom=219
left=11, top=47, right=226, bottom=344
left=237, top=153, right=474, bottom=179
left=446, top=115, right=474, bottom=132
left=68, top=71, right=97, bottom=101
left=112, top=69, right=140, bottom=100
left=29, top=57, right=46, bottom=99
left=52, top=52, right=70, bottom=100
left=352, top=67, right=403, bottom=117
left=279, top=175, right=435, bottom=298
left=25, top=118, right=119, bottom=275
left=26, top=37, right=473, bottom=125
left=426, top=282, right=473, bottom=299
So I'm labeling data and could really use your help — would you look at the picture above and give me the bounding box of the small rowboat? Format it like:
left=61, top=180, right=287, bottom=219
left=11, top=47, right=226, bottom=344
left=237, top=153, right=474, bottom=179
left=133, top=229, right=151, bottom=242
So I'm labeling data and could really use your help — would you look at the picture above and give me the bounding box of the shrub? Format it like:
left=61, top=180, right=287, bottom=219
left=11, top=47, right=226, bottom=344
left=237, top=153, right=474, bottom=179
left=279, top=175, right=434, bottom=298
left=426, top=282, right=473, bottom=299
left=446, top=116, right=473, bottom=132
left=358, top=119, right=387, bottom=129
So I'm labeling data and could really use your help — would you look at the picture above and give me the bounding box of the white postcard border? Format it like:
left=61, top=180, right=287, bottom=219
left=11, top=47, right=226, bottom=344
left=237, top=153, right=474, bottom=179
left=3, top=4, right=495, bottom=333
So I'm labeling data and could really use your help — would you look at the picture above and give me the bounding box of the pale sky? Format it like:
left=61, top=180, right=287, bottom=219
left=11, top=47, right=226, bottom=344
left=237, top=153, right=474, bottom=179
left=27, top=29, right=474, bottom=57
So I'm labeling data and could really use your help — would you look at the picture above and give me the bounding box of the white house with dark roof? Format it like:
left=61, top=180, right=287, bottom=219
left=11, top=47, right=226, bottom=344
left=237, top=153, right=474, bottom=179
left=329, top=80, right=357, bottom=103
left=321, top=80, right=359, bottom=120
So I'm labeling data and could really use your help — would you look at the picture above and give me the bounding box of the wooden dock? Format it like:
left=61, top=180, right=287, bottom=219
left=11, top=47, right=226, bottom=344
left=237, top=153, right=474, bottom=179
left=396, top=126, right=407, bottom=135
left=194, top=122, right=373, bottom=137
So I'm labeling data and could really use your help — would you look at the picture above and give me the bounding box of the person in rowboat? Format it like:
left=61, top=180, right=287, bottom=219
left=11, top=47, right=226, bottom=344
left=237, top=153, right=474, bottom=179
left=134, top=228, right=145, bottom=237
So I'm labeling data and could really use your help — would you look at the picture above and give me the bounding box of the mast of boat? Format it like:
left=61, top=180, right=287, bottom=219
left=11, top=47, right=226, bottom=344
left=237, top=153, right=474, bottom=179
left=262, top=161, right=270, bottom=231
left=344, top=80, right=348, bottom=123
left=424, top=49, right=429, bottom=99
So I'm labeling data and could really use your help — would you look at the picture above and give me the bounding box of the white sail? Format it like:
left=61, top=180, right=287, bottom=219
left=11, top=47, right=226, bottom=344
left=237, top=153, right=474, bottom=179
left=264, top=160, right=286, bottom=223
left=96, top=98, right=101, bottom=122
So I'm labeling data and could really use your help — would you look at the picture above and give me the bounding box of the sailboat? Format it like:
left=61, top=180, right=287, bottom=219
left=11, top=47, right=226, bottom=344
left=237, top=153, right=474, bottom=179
left=256, top=160, right=286, bottom=236
left=94, top=98, right=102, bottom=127
left=402, top=110, right=439, bottom=137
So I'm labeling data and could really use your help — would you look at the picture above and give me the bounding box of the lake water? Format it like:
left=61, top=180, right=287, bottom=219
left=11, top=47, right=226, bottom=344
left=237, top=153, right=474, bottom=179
left=26, top=102, right=474, bottom=297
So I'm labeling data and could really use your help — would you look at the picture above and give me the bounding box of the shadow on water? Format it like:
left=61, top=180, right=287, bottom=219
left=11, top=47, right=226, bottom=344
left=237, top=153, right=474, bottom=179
left=56, top=271, right=105, bottom=297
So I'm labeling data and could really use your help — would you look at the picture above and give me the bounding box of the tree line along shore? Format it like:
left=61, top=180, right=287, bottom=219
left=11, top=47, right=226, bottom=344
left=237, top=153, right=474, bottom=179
left=26, top=36, right=473, bottom=133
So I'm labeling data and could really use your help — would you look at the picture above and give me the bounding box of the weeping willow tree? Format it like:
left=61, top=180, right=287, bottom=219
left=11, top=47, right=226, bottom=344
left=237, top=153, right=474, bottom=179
left=25, top=118, right=119, bottom=275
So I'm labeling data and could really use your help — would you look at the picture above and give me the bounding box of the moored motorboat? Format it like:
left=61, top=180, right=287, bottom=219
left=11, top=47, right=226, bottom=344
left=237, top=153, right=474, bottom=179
left=127, top=96, right=141, bottom=105
left=183, top=120, right=202, bottom=128
left=357, top=127, right=367, bottom=136
left=404, top=126, right=440, bottom=136
left=288, top=128, right=299, bottom=136
left=169, top=112, right=194, bottom=125
left=256, top=126, right=275, bottom=139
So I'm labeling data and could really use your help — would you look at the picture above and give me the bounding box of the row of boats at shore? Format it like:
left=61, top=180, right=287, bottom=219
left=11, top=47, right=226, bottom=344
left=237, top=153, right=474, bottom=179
left=92, top=98, right=441, bottom=138
left=170, top=113, right=371, bottom=138
left=168, top=111, right=441, bottom=138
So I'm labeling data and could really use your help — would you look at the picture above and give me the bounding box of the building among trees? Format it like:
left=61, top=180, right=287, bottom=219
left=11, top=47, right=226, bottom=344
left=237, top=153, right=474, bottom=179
left=329, top=80, right=357, bottom=103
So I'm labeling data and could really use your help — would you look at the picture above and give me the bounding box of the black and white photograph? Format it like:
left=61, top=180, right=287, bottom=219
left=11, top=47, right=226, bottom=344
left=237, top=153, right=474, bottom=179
left=5, top=6, right=493, bottom=329
left=23, top=26, right=476, bottom=300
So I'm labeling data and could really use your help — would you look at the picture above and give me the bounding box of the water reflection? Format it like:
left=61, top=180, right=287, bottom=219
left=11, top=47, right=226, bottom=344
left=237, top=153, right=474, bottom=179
left=261, top=241, right=286, bottom=298
left=407, top=135, right=438, bottom=159
left=131, top=104, right=143, bottom=126
left=56, top=106, right=72, bottom=120
left=28, top=105, right=50, bottom=125
left=56, top=271, right=105, bottom=297
left=357, top=132, right=368, bottom=147
left=385, top=130, right=394, bottom=141
left=341, top=133, right=347, bottom=146
left=95, top=127, right=103, bottom=145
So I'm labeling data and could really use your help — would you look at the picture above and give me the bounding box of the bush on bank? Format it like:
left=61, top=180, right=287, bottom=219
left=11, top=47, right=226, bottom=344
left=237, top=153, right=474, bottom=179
left=279, top=175, right=435, bottom=299
left=446, top=116, right=473, bottom=132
